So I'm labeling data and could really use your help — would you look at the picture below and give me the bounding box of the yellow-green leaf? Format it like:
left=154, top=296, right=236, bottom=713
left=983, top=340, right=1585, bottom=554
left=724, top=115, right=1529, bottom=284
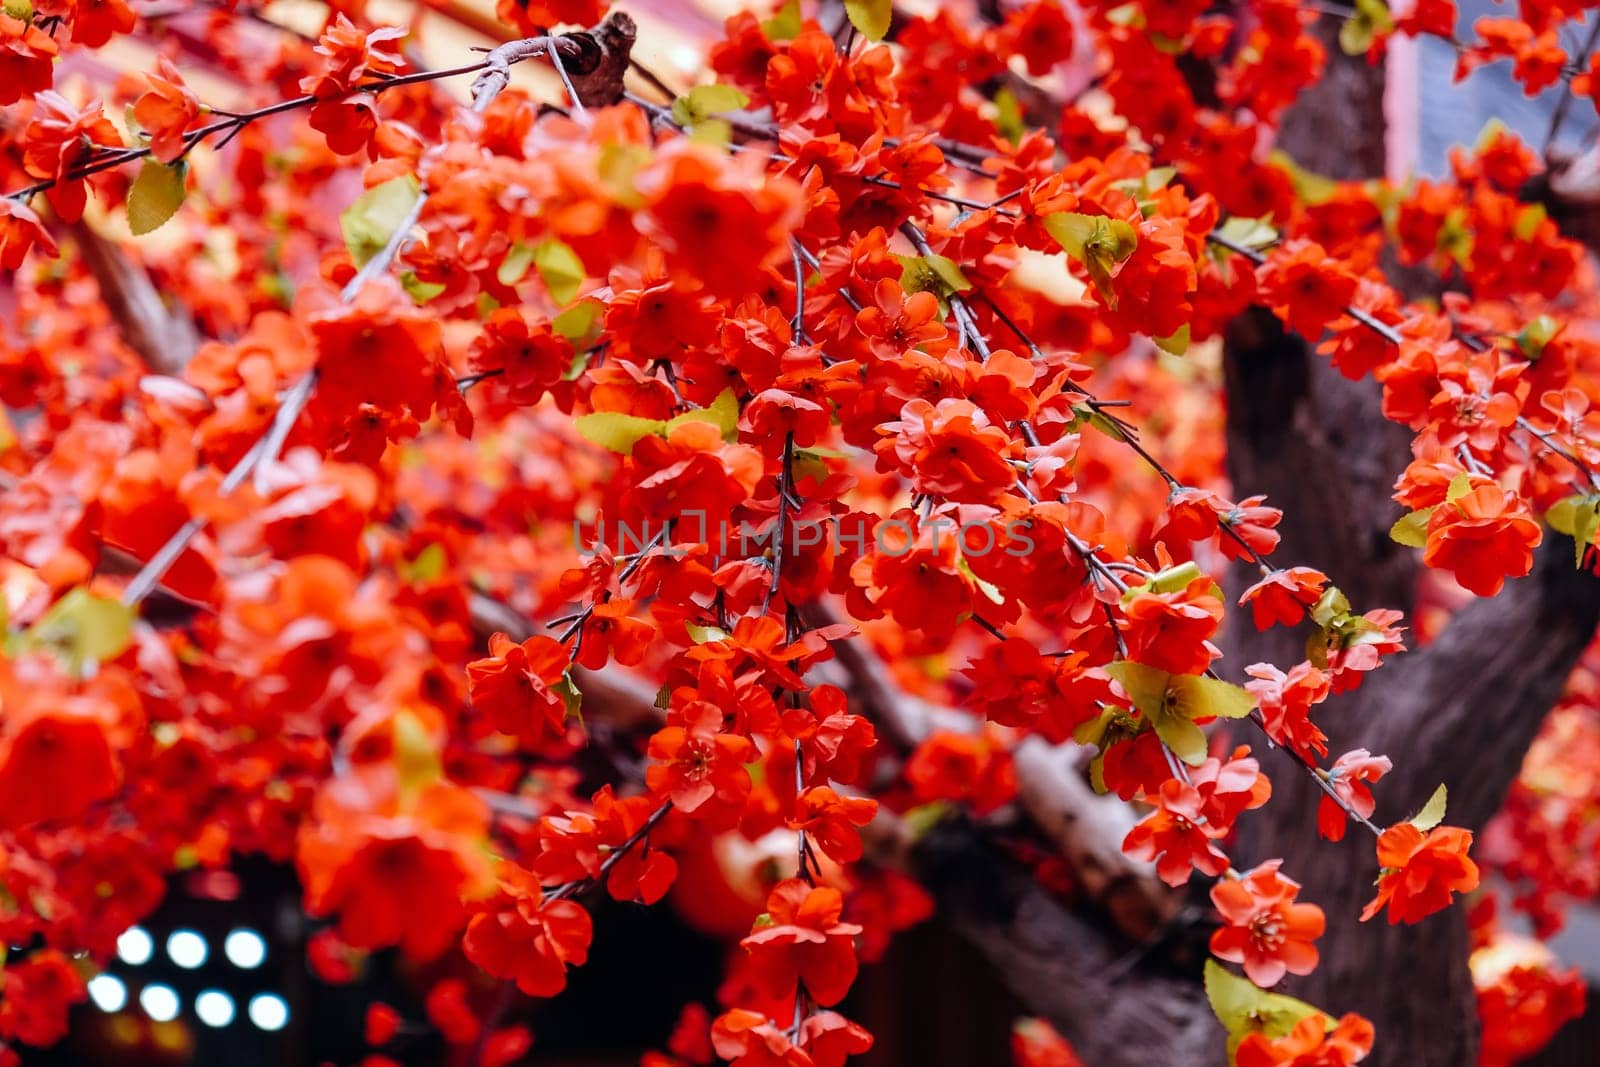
left=1204, top=960, right=1326, bottom=1063
left=1513, top=203, right=1547, bottom=242
left=532, top=238, right=585, bottom=305
left=128, top=160, right=186, bottom=236
left=1517, top=314, right=1561, bottom=359
left=399, top=272, right=446, bottom=304
left=993, top=87, right=1024, bottom=145
left=1126, top=561, right=1204, bottom=598
left=575, top=411, right=667, bottom=454
left=340, top=175, right=420, bottom=267
left=498, top=242, right=536, bottom=286
left=1044, top=212, right=1138, bottom=303
left=1154, top=324, right=1190, bottom=356
left=844, top=0, right=892, bottom=40
left=393, top=708, right=442, bottom=802
left=685, top=622, right=731, bottom=644
left=672, top=83, right=751, bottom=126
left=762, top=0, right=802, bottom=40
left=1339, top=0, right=1392, bottom=55
left=1172, top=675, right=1257, bottom=721
left=1410, top=783, right=1448, bottom=831
left=1547, top=494, right=1600, bottom=565
left=24, top=588, right=135, bottom=673
left=1105, top=660, right=1169, bottom=714
left=1071, top=402, right=1130, bottom=442
left=1446, top=472, right=1474, bottom=503
left=401, top=543, right=446, bottom=583
left=1309, top=585, right=1352, bottom=629
left=1215, top=215, right=1279, bottom=253
left=553, top=299, right=603, bottom=344
left=1389, top=507, right=1434, bottom=548
left=665, top=387, right=740, bottom=440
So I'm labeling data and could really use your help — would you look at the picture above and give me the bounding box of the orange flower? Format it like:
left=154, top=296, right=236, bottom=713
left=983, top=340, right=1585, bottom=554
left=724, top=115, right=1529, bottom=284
left=0, top=14, right=58, bottom=107
left=1317, top=749, right=1391, bottom=842
left=465, top=632, right=575, bottom=748
left=788, top=786, right=877, bottom=863
left=741, top=879, right=863, bottom=1006
left=1210, top=861, right=1325, bottom=987
left=1235, top=1012, right=1373, bottom=1067
left=67, top=0, right=135, bottom=48
left=495, top=0, right=606, bottom=34
left=1239, top=567, right=1328, bottom=630
left=1256, top=240, right=1358, bottom=341
left=20, top=91, right=123, bottom=223
left=462, top=862, right=593, bottom=997
left=134, top=56, right=201, bottom=163
left=0, top=697, right=122, bottom=830
left=1120, top=574, right=1224, bottom=676
left=1361, top=823, right=1480, bottom=924
left=1423, top=484, right=1542, bottom=597
left=1121, top=779, right=1230, bottom=887
left=0, top=196, right=57, bottom=271
left=297, top=778, right=493, bottom=960
left=876, top=397, right=1019, bottom=503
left=646, top=701, right=755, bottom=817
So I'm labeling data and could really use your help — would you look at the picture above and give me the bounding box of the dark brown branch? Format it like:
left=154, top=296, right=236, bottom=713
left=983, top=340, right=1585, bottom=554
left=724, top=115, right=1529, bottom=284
left=69, top=221, right=199, bottom=374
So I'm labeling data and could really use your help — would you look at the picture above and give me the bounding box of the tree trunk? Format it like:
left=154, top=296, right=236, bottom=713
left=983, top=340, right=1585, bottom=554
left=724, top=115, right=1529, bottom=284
left=912, top=22, right=1600, bottom=1067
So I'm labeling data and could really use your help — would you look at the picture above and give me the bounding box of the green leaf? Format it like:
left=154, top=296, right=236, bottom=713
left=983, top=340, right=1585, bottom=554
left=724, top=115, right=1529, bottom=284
left=897, top=253, right=972, bottom=300
left=1204, top=960, right=1326, bottom=1062
left=1339, top=0, right=1392, bottom=55
left=1105, top=663, right=1254, bottom=766
left=127, top=161, right=186, bottom=236
left=1154, top=324, right=1190, bottom=356
left=1389, top=507, right=1434, bottom=548
left=1309, top=585, right=1351, bottom=629
left=1446, top=472, right=1474, bottom=503
left=687, top=119, right=734, bottom=149
left=1547, top=494, right=1600, bottom=565
left=993, top=87, right=1024, bottom=146
left=24, top=588, right=135, bottom=674
left=3, top=0, right=34, bottom=20
left=555, top=673, right=584, bottom=724
left=340, top=175, right=421, bottom=267
left=1410, top=783, right=1448, bottom=831
left=575, top=411, right=667, bottom=454
left=1104, top=662, right=1203, bottom=765
left=598, top=144, right=649, bottom=207
left=1127, top=560, right=1204, bottom=597
left=1070, top=402, right=1130, bottom=442
left=399, top=272, right=445, bottom=304
left=532, top=238, right=585, bottom=304
left=762, top=0, right=802, bottom=40
left=400, top=543, right=446, bottom=583
left=393, top=708, right=442, bottom=802
left=1171, top=675, right=1257, bottom=721
left=671, top=83, right=751, bottom=126
left=553, top=300, right=602, bottom=344
left=844, top=0, right=892, bottom=40
left=1551, top=496, right=1600, bottom=565
left=1215, top=215, right=1279, bottom=253
left=957, top=557, right=1005, bottom=606
left=497, top=242, right=536, bottom=286
left=901, top=800, right=953, bottom=838
left=1043, top=212, right=1138, bottom=303
left=685, top=622, right=731, bottom=644
left=1518, top=315, right=1561, bottom=359
left=1513, top=203, right=1547, bottom=242
left=665, top=387, right=740, bottom=440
